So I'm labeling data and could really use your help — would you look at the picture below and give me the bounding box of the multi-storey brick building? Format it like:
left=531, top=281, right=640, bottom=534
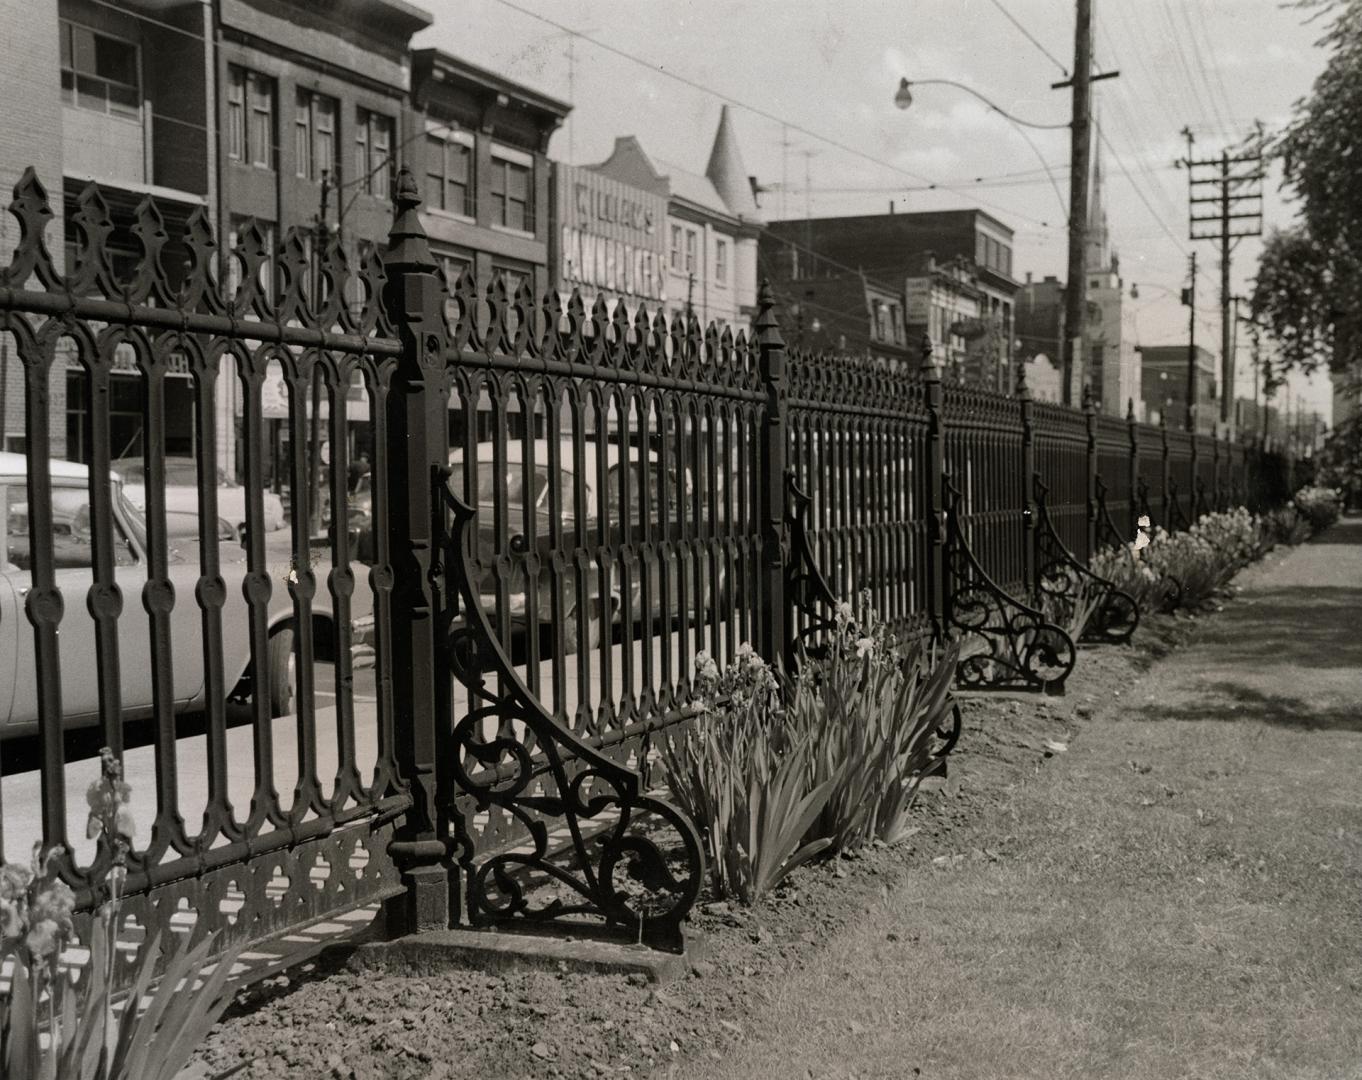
left=762, top=207, right=1018, bottom=391
left=411, top=48, right=569, bottom=306
left=1, top=0, right=435, bottom=477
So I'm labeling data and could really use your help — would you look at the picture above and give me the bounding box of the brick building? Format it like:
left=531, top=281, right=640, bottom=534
left=1139, top=344, right=1219, bottom=435
left=762, top=208, right=1018, bottom=389
left=590, top=105, right=762, bottom=334
left=411, top=48, right=569, bottom=305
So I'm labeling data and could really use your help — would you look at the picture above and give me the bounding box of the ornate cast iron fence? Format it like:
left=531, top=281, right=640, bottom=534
left=0, top=168, right=411, bottom=980
left=0, top=163, right=1298, bottom=973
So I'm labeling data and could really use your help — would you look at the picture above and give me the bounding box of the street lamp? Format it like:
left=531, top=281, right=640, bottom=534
left=895, top=25, right=1119, bottom=410
left=894, top=77, right=1068, bottom=130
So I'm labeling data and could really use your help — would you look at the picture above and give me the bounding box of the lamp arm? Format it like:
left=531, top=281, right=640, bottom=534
left=905, top=78, right=1071, bottom=131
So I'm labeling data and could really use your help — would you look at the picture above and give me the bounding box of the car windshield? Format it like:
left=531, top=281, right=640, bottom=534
left=114, top=459, right=230, bottom=487
left=474, top=463, right=550, bottom=510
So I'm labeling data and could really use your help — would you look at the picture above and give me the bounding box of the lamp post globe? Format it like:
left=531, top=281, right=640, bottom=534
left=894, top=77, right=914, bottom=110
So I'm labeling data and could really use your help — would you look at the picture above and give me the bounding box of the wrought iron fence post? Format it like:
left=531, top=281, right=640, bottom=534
left=755, top=281, right=790, bottom=671
left=1212, top=424, right=1223, bottom=510
left=1082, top=383, right=1097, bottom=563
left=1126, top=397, right=1139, bottom=536
left=1189, top=420, right=1200, bottom=522
left=380, top=167, right=456, bottom=935
left=922, top=335, right=946, bottom=638
left=1160, top=414, right=1172, bottom=527
left=1018, top=358, right=1036, bottom=594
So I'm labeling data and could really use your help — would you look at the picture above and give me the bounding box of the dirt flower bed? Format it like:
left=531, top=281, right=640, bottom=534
left=194, top=613, right=1202, bottom=1080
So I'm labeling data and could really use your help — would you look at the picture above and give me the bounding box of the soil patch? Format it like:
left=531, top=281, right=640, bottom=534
left=194, top=612, right=1205, bottom=1080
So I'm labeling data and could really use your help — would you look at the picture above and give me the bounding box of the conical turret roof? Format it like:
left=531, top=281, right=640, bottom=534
left=705, top=105, right=762, bottom=223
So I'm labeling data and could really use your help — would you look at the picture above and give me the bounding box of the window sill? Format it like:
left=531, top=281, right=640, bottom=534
left=228, top=159, right=276, bottom=173
left=426, top=207, right=477, bottom=226
left=491, top=224, right=537, bottom=240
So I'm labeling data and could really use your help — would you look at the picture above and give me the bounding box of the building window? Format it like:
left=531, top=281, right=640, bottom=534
left=715, top=239, right=728, bottom=285
left=1002, top=245, right=1012, bottom=277
left=890, top=303, right=903, bottom=345
left=975, top=233, right=987, bottom=266
left=227, top=66, right=276, bottom=169
left=873, top=300, right=887, bottom=341
left=670, top=225, right=682, bottom=271
left=295, top=88, right=338, bottom=183
left=424, top=129, right=474, bottom=216
left=60, top=21, right=140, bottom=120
left=489, top=147, right=533, bottom=232
left=355, top=108, right=394, bottom=199
left=684, top=230, right=697, bottom=274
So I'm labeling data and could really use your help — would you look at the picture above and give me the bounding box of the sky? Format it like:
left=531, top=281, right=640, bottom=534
left=415, top=0, right=1336, bottom=422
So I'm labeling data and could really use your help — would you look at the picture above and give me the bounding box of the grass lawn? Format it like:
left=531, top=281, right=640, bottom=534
left=691, top=529, right=1362, bottom=1080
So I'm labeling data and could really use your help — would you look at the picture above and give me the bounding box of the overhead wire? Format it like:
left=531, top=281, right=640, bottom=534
left=487, top=0, right=1065, bottom=229
left=984, top=0, right=1069, bottom=76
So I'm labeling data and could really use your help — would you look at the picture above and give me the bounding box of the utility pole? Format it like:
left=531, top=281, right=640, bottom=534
left=1050, top=0, right=1119, bottom=408
left=1059, top=0, right=1092, bottom=408
left=1185, top=250, right=1197, bottom=433
left=1182, top=125, right=1264, bottom=436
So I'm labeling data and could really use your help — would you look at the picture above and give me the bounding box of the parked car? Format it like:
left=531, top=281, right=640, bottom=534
left=112, top=456, right=287, bottom=535
left=0, top=453, right=370, bottom=735
left=446, top=439, right=721, bottom=654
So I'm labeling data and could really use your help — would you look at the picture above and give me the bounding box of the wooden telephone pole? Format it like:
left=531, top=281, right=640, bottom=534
left=1055, top=0, right=1117, bottom=407
left=1182, top=126, right=1264, bottom=434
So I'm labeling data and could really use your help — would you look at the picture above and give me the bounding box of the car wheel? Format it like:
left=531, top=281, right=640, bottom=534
left=267, top=625, right=297, bottom=717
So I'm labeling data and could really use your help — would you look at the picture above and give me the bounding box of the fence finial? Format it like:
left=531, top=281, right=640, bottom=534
left=1126, top=396, right=1136, bottom=422
left=1081, top=382, right=1094, bottom=411
left=1015, top=351, right=1029, bottom=398
left=385, top=164, right=436, bottom=273
left=755, top=278, right=784, bottom=347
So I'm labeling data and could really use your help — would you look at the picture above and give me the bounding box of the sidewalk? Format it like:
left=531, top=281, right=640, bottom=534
left=693, top=520, right=1362, bottom=1080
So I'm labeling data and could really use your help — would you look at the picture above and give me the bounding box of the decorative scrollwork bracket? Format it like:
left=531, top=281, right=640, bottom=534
left=1093, top=475, right=1128, bottom=553
left=437, top=472, right=704, bottom=952
left=1033, top=475, right=1140, bottom=645
left=784, top=470, right=840, bottom=667
left=943, top=476, right=1075, bottom=693
left=1167, top=476, right=1192, bottom=532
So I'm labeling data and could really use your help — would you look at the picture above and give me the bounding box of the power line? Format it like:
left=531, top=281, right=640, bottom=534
left=983, top=0, right=1069, bottom=76
left=1097, top=126, right=1188, bottom=257
left=487, top=0, right=1062, bottom=229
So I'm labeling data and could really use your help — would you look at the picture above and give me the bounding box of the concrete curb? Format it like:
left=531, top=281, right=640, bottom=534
left=342, top=927, right=706, bottom=985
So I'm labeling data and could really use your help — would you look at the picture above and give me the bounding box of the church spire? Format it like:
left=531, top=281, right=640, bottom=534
left=1087, top=114, right=1111, bottom=272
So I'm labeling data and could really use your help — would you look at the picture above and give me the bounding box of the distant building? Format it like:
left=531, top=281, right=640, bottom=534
left=550, top=161, right=667, bottom=316
left=0, top=0, right=66, bottom=453
left=411, top=48, right=570, bottom=305
left=589, top=106, right=761, bottom=334
left=1014, top=144, right=1139, bottom=417
left=1024, top=354, right=1064, bottom=404
left=763, top=267, right=910, bottom=364
left=762, top=207, right=1017, bottom=390
left=903, top=254, right=984, bottom=376
left=224, top=0, right=433, bottom=477
left=1083, top=145, right=1141, bottom=418
left=1139, top=345, right=1218, bottom=435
